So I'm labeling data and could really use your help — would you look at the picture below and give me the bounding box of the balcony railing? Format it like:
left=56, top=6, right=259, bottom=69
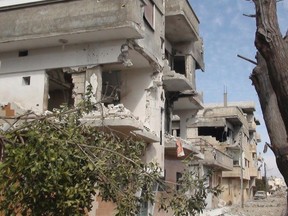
left=201, top=147, right=233, bottom=171
left=222, top=166, right=250, bottom=180
left=164, top=134, right=203, bottom=160
left=189, top=138, right=233, bottom=171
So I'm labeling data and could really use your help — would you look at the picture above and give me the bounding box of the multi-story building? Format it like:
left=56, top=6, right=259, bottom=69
left=0, top=0, right=207, bottom=215
left=0, top=0, right=263, bottom=214
left=192, top=102, right=262, bottom=206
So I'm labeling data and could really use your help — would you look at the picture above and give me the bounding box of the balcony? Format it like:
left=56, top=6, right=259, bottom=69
left=200, top=147, right=233, bottom=171
left=0, top=0, right=145, bottom=52
left=165, top=0, right=199, bottom=43
left=81, top=104, right=159, bottom=143
left=173, top=92, right=203, bottom=110
left=222, top=166, right=250, bottom=180
left=164, top=134, right=204, bottom=160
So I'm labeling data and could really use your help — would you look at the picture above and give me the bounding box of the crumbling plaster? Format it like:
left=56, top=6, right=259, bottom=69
left=0, top=71, right=46, bottom=113
left=0, top=40, right=124, bottom=75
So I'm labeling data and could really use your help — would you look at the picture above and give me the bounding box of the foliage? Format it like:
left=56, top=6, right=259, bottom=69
left=159, top=167, right=222, bottom=216
left=0, top=89, right=220, bottom=215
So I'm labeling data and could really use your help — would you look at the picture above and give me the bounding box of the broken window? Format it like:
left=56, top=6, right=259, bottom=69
left=46, top=69, right=74, bottom=111
left=172, top=119, right=180, bottom=137
left=102, top=71, right=121, bottom=105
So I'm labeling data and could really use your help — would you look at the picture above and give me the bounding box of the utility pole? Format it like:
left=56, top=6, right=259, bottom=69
left=240, top=130, right=244, bottom=208
left=264, top=162, right=268, bottom=197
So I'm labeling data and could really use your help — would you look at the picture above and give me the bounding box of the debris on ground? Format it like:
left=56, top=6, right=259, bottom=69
left=224, top=190, right=286, bottom=216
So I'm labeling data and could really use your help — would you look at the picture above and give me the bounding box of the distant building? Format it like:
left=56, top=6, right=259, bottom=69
left=268, top=177, right=286, bottom=192
left=192, top=102, right=262, bottom=206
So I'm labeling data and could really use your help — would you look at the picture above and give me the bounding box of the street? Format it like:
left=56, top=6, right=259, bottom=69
left=224, top=190, right=286, bottom=216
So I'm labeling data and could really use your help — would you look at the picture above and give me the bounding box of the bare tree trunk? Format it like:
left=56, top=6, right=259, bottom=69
left=253, top=0, right=288, bottom=133
left=250, top=53, right=288, bottom=184
left=252, top=0, right=288, bottom=214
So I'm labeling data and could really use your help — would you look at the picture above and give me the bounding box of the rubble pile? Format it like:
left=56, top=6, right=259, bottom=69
left=84, top=103, right=138, bottom=120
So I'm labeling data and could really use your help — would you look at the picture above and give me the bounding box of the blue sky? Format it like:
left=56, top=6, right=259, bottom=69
left=190, top=0, right=288, bottom=177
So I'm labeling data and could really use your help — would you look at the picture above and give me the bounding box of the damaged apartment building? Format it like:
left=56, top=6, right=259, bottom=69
left=0, top=0, right=262, bottom=215
left=191, top=101, right=262, bottom=206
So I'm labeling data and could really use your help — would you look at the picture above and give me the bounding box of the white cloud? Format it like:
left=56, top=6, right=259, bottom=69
left=212, top=16, right=224, bottom=27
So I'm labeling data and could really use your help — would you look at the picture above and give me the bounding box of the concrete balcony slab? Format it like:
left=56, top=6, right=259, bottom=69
left=164, top=134, right=203, bottom=160
left=81, top=104, right=159, bottom=143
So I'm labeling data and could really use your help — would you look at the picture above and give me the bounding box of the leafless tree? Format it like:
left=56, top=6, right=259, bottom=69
left=247, top=0, right=288, bottom=214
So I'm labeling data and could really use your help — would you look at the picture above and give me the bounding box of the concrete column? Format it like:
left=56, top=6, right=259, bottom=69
left=86, top=66, right=102, bottom=103
left=72, top=72, right=86, bottom=106
left=185, top=55, right=196, bottom=89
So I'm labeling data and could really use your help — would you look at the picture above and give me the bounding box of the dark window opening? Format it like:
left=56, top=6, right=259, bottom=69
left=176, top=129, right=180, bottom=137
left=18, top=50, right=28, bottom=57
left=245, top=159, right=249, bottom=168
left=198, top=126, right=230, bottom=142
left=172, top=119, right=180, bottom=137
left=102, top=71, right=121, bottom=106
left=176, top=172, right=182, bottom=191
left=164, top=99, right=171, bottom=134
left=47, top=69, right=74, bottom=111
left=233, top=160, right=239, bottom=166
left=173, top=56, right=185, bottom=76
left=22, top=76, right=31, bottom=85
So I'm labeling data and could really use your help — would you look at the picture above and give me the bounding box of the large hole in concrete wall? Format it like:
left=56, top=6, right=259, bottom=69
left=198, top=126, right=232, bottom=142
left=46, top=69, right=74, bottom=111
left=102, top=71, right=121, bottom=105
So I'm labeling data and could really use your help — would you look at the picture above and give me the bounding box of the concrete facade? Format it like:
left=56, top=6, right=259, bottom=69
left=0, top=0, right=204, bottom=215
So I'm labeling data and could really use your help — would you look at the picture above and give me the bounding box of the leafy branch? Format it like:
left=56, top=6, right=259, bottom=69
left=0, top=85, right=221, bottom=215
